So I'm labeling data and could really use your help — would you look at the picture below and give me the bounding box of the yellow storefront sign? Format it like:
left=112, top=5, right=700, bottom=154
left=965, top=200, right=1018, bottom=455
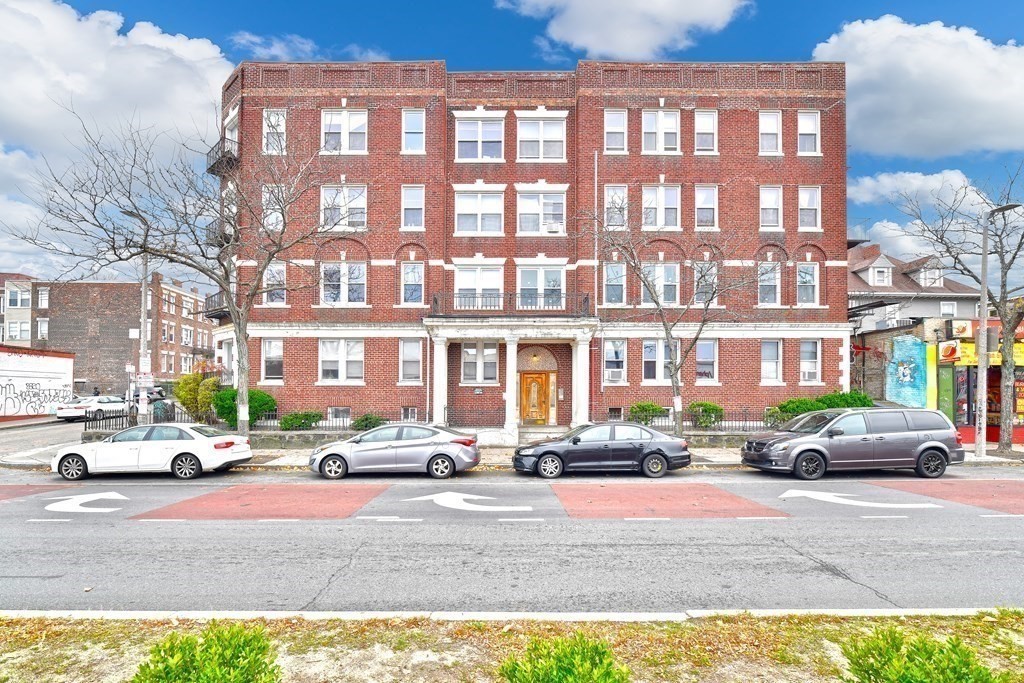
left=955, top=341, right=1024, bottom=366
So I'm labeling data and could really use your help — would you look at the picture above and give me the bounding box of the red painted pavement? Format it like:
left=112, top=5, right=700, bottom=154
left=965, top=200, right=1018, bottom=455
left=552, top=483, right=788, bottom=519
left=132, top=484, right=389, bottom=520
left=872, top=480, right=1024, bottom=515
left=0, top=485, right=73, bottom=502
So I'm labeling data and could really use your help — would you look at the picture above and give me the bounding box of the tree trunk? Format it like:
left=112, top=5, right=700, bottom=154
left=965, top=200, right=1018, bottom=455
left=670, top=376, right=685, bottom=437
left=997, top=340, right=1016, bottom=455
left=234, top=321, right=250, bottom=436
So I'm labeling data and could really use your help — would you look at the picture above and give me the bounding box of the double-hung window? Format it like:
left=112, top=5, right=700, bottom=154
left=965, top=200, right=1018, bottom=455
left=262, top=185, right=284, bottom=231
left=7, top=321, right=28, bottom=340
left=402, top=109, right=425, bottom=153
left=517, top=193, right=565, bottom=234
left=604, top=263, right=625, bottom=305
left=693, top=262, right=718, bottom=305
left=758, top=262, right=781, bottom=305
left=401, top=185, right=424, bottom=230
left=603, top=340, right=626, bottom=384
left=455, top=267, right=502, bottom=310
left=642, top=339, right=676, bottom=383
left=641, top=185, right=680, bottom=229
left=517, top=119, right=565, bottom=161
left=800, top=340, right=821, bottom=383
left=455, top=192, right=503, bottom=234
left=604, top=109, right=627, bottom=152
left=518, top=267, right=564, bottom=310
left=262, top=339, right=284, bottom=381
left=400, top=339, right=422, bottom=382
left=798, top=187, right=821, bottom=230
left=604, top=185, right=627, bottom=228
left=401, top=262, right=424, bottom=305
left=873, top=267, right=893, bottom=287
left=642, top=110, right=679, bottom=153
left=761, top=340, right=782, bottom=384
left=262, top=109, right=286, bottom=154
left=321, top=110, right=367, bottom=153
left=641, top=263, right=679, bottom=305
left=37, top=287, right=49, bottom=308
left=759, top=110, right=781, bottom=154
left=321, top=262, right=366, bottom=305
left=940, top=301, right=957, bottom=318
left=695, top=339, right=718, bottom=384
left=796, top=263, right=819, bottom=305
left=182, top=327, right=194, bottom=346
left=319, top=339, right=363, bottom=382
left=456, top=119, right=503, bottom=161
left=6, top=287, right=28, bottom=308
left=797, top=111, right=820, bottom=154
left=321, top=185, right=367, bottom=230
left=461, top=342, right=498, bottom=383
left=37, top=318, right=48, bottom=340
left=694, top=110, right=718, bottom=153
left=759, top=186, right=782, bottom=230
left=263, top=262, right=286, bottom=305
left=695, top=185, right=718, bottom=229
left=920, top=269, right=943, bottom=287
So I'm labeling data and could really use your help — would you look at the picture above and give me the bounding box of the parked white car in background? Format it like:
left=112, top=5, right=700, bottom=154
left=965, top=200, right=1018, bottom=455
left=53, top=423, right=252, bottom=480
left=55, top=395, right=125, bottom=421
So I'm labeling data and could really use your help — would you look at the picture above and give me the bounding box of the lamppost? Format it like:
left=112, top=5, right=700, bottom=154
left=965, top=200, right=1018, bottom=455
left=975, top=202, right=1022, bottom=459
left=120, top=210, right=151, bottom=421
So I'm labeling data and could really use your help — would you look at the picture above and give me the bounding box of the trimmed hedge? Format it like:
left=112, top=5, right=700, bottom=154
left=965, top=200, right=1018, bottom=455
left=212, top=389, right=277, bottom=429
left=774, top=391, right=874, bottom=419
left=627, top=401, right=666, bottom=426
left=279, top=411, right=323, bottom=431
left=351, top=413, right=386, bottom=431
left=775, top=398, right=828, bottom=416
left=688, top=401, right=724, bottom=428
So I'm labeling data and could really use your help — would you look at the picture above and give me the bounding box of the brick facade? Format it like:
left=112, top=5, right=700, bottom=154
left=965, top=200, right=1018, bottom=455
left=210, top=59, right=852, bottom=443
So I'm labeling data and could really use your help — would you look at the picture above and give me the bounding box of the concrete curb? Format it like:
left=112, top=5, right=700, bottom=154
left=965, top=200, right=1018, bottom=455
left=0, top=608, right=998, bottom=622
left=0, top=419, right=62, bottom=432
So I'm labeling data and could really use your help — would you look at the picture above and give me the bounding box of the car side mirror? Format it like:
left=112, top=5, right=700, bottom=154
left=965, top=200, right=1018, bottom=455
left=103, top=436, right=112, bottom=443
left=570, top=436, right=581, bottom=445
left=828, top=427, right=844, bottom=437
left=351, top=437, right=361, bottom=444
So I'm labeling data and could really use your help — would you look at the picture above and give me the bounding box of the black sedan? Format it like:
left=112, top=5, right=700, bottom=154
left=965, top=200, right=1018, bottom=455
left=513, top=422, right=691, bottom=478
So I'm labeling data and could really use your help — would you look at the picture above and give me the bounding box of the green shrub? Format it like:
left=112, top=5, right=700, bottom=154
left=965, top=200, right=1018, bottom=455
left=775, top=397, right=828, bottom=416
left=842, top=626, right=1010, bottom=683
left=763, top=407, right=794, bottom=429
left=280, top=411, right=323, bottom=431
left=627, top=401, right=666, bottom=426
left=173, top=372, right=203, bottom=420
left=212, top=389, right=277, bottom=428
left=131, top=622, right=281, bottom=683
left=499, top=632, right=631, bottom=683
left=351, top=413, right=386, bottom=431
left=687, top=401, right=724, bottom=428
left=197, top=377, right=220, bottom=416
left=818, top=390, right=874, bottom=409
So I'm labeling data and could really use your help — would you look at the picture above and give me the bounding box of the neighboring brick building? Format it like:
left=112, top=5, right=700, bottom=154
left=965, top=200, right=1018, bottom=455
left=207, top=59, right=852, bottom=444
left=1, top=274, right=214, bottom=394
left=0, top=272, right=35, bottom=347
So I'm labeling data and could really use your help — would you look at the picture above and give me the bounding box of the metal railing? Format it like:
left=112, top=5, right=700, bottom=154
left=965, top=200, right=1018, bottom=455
left=206, top=137, right=239, bottom=176
left=431, top=292, right=591, bottom=317
left=203, top=291, right=230, bottom=319
left=83, top=404, right=218, bottom=431
left=252, top=409, right=429, bottom=432
left=445, top=406, right=505, bottom=428
left=634, top=408, right=795, bottom=433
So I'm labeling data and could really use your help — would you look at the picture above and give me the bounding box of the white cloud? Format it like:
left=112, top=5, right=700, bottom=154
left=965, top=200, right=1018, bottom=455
left=496, top=0, right=750, bottom=60
left=340, top=44, right=390, bottom=62
left=813, top=15, right=1024, bottom=158
left=229, top=31, right=320, bottom=61
left=848, top=170, right=972, bottom=205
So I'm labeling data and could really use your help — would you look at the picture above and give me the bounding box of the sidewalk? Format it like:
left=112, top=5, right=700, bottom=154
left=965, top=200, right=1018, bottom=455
left=0, top=416, right=61, bottom=431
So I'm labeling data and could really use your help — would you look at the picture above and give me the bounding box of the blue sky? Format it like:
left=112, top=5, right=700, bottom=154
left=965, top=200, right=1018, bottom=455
left=1, top=0, right=1023, bottom=274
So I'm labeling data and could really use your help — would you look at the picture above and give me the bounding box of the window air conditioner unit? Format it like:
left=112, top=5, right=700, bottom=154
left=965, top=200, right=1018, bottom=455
left=544, top=221, right=563, bottom=234
left=606, top=369, right=624, bottom=382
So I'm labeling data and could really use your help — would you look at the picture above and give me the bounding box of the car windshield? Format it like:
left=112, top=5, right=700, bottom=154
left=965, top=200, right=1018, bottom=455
left=779, top=412, right=844, bottom=434
left=561, top=424, right=594, bottom=440
left=191, top=426, right=229, bottom=438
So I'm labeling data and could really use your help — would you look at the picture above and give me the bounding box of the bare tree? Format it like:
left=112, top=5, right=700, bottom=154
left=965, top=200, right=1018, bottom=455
left=892, top=162, right=1024, bottom=454
left=5, top=110, right=370, bottom=434
left=577, top=194, right=779, bottom=436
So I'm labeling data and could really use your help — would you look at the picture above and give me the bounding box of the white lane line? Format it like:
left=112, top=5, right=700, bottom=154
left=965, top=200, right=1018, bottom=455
left=498, top=518, right=545, bottom=522
left=860, top=515, right=909, bottom=519
left=980, top=514, right=1024, bottom=518
left=136, top=519, right=186, bottom=522
left=376, top=518, right=422, bottom=522
left=27, top=518, right=70, bottom=522
left=257, top=519, right=300, bottom=522
left=355, top=516, right=399, bottom=520
left=626, top=517, right=671, bottom=521
left=737, top=516, right=788, bottom=520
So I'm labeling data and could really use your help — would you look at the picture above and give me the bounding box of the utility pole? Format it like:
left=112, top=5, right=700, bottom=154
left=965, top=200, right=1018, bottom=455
left=138, top=252, right=150, bottom=421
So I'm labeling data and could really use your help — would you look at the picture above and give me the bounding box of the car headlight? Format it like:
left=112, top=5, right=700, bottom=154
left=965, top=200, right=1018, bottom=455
left=519, top=448, right=535, bottom=456
left=312, top=445, right=329, bottom=456
left=768, top=443, right=789, bottom=452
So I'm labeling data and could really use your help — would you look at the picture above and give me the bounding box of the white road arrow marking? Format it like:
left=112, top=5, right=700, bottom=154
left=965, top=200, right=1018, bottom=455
left=44, top=492, right=129, bottom=513
left=403, top=492, right=533, bottom=513
left=779, top=489, right=941, bottom=509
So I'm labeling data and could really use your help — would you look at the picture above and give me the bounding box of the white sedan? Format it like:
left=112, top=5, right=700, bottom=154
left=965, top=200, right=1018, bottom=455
left=55, top=395, right=126, bottom=421
left=52, top=423, right=252, bottom=480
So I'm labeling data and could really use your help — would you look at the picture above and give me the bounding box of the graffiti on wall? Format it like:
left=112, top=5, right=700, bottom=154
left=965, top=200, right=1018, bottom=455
left=0, top=381, right=73, bottom=417
left=0, top=350, right=75, bottom=417
left=885, top=335, right=927, bottom=408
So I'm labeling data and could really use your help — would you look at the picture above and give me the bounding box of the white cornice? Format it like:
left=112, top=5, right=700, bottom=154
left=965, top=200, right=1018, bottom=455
left=452, top=106, right=507, bottom=120
left=513, top=255, right=569, bottom=267
left=451, top=255, right=507, bottom=266
left=514, top=181, right=570, bottom=193
left=453, top=180, right=507, bottom=192
left=514, top=106, right=569, bottom=119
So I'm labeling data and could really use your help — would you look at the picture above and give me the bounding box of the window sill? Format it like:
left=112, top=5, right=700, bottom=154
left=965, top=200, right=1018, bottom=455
left=640, top=151, right=682, bottom=156
left=399, top=227, right=426, bottom=232
left=760, top=381, right=787, bottom=387
left=695, top=381, right=722, bottom=387
left=255, top=304, right=290, bottom=309
left=797, top=152, right=824, bottom=158
left=799, top=381, right=826, bottom=387
left=693, top=151, right=719, bottom=156
left=319, top=151, right=369, bottom=156
left=603, top=150, right=629, bottom=156
left=794, top=304, right=829, bottom=309
left=454, top=158, right=506, bottom=164
left=798, top=227, right=824, bottom=233
left=400, top=151, right=427, bottom=156
left=597, top=304, right=632, bottom=309
left=459, top=382, right=500, bottom=387
left=312, top=304, right=371, bottom=309
left=397, top=381, right=424, bottom=387
left=759, top=152, right=784, bottom=157
left=755, top=304, right=790, bottom=309
left=602, top=382, right=630, bottom=388
left=315, top=381, right=366, bottom=387
left=452, top=232, right=505, bottom=237
left=261, top=151, right=286, bottom=156
left=394, top=303, right=429, bottom=309
left=759, top=227, right=785, bottom=232
left=516, top=232, right=566, bottom=237
left=515, top=158, right=567, bottom=164
left=258, top=380, right=284, bottom=386
left=641, top=226, right=682, bottom=232
left=319, top=226, right=368, bottom=233
left=695, top=226, right=720, bottom=232
left=641, top=381, right=674, bottom=387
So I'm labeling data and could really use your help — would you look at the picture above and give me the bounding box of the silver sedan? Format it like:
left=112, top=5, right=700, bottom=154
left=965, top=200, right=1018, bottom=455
left=309, top=423, right=479, bottom=479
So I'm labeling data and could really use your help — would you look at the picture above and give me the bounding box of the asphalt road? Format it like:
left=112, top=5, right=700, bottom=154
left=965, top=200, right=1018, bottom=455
left=2, top=465, right=1024, bottom=613
left=0, top=421, right=83, bottom=465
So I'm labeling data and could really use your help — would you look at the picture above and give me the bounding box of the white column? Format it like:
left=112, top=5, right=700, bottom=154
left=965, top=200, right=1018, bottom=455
left=572, top=337, right=591, bottom=426
left=504, top=337, right=519, bottom=430
left=432, top=337, right=448, bottom=425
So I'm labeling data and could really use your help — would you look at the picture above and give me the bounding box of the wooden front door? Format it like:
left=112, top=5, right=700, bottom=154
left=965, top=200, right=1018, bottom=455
left=520, top=373, right=549, bottom=425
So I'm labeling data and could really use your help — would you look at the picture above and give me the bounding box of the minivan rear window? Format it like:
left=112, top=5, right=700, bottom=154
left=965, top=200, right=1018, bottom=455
left=867, top=411, right=909, bottom=434
left=908, top=411, right=952, bottom=431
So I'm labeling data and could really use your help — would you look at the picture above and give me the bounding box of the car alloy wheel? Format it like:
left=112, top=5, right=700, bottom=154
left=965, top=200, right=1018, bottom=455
left=59, top=455, right=87, bottom=481
left=642, top=453, right=667, bottom=478
left=428, top=455, right=454, bottom=479
left=916, top=451, right=947, bottom=478
left=172, top=454, right=201, bottom=480
left=794, top=452, right=826, bottom=480
left=536, top=455, right=562, bottom=479
left=321, top=455, right=347, bottom=480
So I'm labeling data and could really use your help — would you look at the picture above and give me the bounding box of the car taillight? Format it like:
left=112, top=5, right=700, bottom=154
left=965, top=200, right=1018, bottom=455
left=453, top=438, right=476, bottom=447
left=955, top=432, right=964, bottom=446
left=214, top=441, right=234, bottom=450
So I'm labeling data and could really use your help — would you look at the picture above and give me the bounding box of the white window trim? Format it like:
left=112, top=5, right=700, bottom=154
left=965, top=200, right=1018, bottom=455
left=454, top=191, right=505, bottom=235
left=400, top=262, right=425, bottom=306
left=760, top=339, right=785, bottom=386
left=260, top=338, right=284, bottom=384
left=318, top=262, right=369, bottom=308
left=515, top=191, right=566, bottom=236
left=695, top=339, right=720, bottom=386
left=319, top=109, right=369, bottom=156
left=262, top=109, right=286, bottom=156
left=320, top=185, right=368, bottom=232
left=398, top=338, right=423, bottom=385
left=797, top=110, right=822, bottom=157
left=799, top=339, right=823, bottom=386
left=798, top=186, right=823, bottom=231
left=515, top=118, right=567, bottom=163
left=759, top=185, right=784, bottom=231
left=602, top=339, right=629, bottom=386
left=694, top=184, right=719, bottom=231
left=940, top=301, right=957, bottom=318
left=37, top=287, right=50, bottom=308
left=400, top=184, right=425, bottom=232
left=641, top=109, right=682, bottom=155
left=692, top=262, right=719, bottom=306
left=603, top=263, right=627, bottom=307
left=758, top=110, right=783, bottom=156
left=693, top=109, right=719, bottom=155
left=603, top=109, right=628, bottom=155
left=604, top=184, right=628, bottom=230
left=641, top=338, right=678, bottom=386
left=795, top=262, right=821, bottom=307
left=401, top=108, right=426, bottom=155
left=262, top=263, right=287, bottom=307
left=515, top=266, right=566, bottom=310
left=872, top=267, right=893, bottom=287
left=641, top=262, right=680, bottom=306
left=758, top=262, right=782, bottom=306
left=454, top=266, right=505, bottom=311
left=454, top=118, right=505, bottom=163
left=641, top=184, right=681, bottom=231
left=317, top=339, right=365, bottom=386
left=460, top=341, right=500, bottom=385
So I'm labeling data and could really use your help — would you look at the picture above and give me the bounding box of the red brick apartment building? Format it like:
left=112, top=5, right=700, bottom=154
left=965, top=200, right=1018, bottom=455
left=205, top=60, right=851, bottom=444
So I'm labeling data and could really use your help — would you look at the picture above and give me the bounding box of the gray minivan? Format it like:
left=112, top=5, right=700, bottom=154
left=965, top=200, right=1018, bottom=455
left=741, top=408, right=965, bottom=480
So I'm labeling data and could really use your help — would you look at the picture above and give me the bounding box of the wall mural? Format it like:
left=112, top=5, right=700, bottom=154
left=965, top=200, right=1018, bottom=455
left=885, top=335, right=927, bottom=408
left=0, top=351, right=74, bottom=417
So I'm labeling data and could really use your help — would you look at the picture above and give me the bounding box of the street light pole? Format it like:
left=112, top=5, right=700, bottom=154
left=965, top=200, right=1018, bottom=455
left=975, top=202, right=1022, bottom=459
left=121, top=209, right=152, bottom=421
